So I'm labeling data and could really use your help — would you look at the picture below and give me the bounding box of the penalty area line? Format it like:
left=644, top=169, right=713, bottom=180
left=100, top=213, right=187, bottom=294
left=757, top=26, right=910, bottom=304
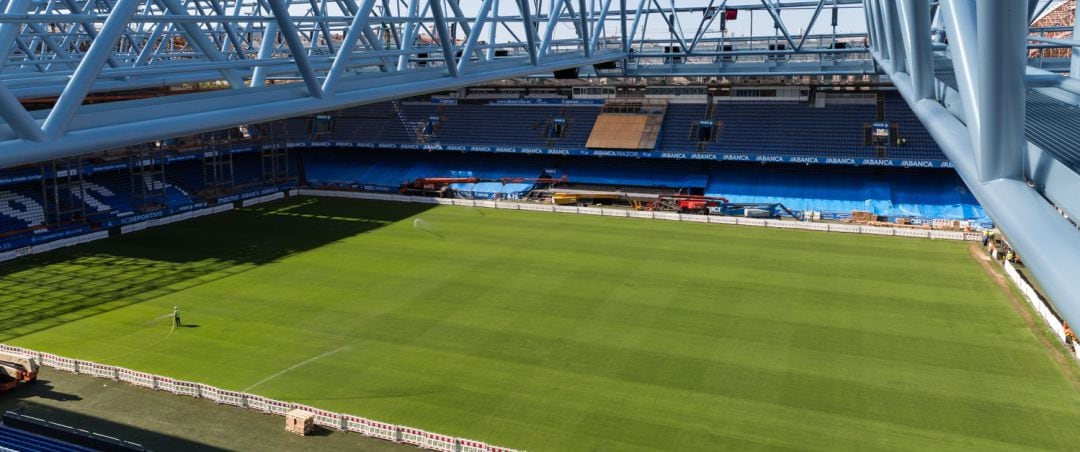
left=242, top=346, right=349, bottom=392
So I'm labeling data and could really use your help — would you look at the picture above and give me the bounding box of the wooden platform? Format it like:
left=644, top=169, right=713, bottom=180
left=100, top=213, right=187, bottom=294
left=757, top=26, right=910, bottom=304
left=586, top=114, right=660, bottom=149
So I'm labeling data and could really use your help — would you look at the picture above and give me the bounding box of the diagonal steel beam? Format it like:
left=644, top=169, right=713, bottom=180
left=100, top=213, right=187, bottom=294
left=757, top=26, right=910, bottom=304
left=265, top=0, right=325, bottom=97
left=41, top=0, right=142, bottom=139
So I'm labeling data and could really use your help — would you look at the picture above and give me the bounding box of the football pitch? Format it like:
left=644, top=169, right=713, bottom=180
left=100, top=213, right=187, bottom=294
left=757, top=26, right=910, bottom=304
left=3, top=197, right=1080, bottom=450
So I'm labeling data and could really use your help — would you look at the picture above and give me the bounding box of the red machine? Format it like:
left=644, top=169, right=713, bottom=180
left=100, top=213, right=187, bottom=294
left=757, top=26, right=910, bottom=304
left=400, top=177, right=479, bottom=195
left=671, top=195, right=729, bottom=214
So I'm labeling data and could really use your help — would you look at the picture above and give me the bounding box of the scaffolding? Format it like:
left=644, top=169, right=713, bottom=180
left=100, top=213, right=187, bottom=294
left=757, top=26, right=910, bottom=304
left=129, top=145, right=168, bottom=212
left=40, top=157, right=85, bottom=226
left=260, top=121, right=291, bottom=185
left=202, top=130, right=236, bottom=197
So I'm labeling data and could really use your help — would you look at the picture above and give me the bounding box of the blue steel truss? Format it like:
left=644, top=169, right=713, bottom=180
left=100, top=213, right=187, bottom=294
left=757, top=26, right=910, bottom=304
left=0, top=0, right=882, bottom=168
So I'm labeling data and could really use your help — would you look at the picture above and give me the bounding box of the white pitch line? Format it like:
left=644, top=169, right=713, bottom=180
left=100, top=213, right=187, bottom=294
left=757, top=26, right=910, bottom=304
left=242, top=346, right=349, bottom=392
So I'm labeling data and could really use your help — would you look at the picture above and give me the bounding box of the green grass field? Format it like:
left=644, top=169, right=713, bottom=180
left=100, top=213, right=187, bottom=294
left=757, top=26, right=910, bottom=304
left=3, top=197, right=1080, bottom=451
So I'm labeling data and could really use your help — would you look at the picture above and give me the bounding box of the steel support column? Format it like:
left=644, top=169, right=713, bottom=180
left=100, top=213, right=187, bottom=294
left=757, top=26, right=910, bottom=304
left=1073, top=2, right=1079, bottom=79
left=897, top=0, right=934, bottom=100
left=976, top=0, right=1026, bottom=181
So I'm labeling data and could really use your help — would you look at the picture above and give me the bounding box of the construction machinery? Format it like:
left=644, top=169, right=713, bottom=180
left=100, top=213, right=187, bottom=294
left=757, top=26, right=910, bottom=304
left=402, top=175, right=567, bottom=197
left=399, top=177, right=480, bottom=196
left=0, top=351, right=38, bottom=393
left=633, top=194, right=801, bottom=219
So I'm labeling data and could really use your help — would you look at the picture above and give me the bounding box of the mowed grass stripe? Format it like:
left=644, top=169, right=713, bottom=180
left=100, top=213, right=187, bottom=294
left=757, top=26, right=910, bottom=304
left=3, top=197, right=1079, bottom=451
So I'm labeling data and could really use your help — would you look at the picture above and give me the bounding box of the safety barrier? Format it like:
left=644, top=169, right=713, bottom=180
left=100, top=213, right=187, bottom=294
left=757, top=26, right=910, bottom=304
left=116, top=367, right=155, bottom=389
left=0, top=344, right=524, bottom=452
left=297, top=189, right=981, bottom=244
left=1003, top=262, right=1069, bottom=346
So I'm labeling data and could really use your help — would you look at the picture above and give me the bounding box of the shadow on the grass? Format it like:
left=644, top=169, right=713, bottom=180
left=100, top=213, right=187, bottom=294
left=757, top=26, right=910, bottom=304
left=0, top=197, right=435, bottom=342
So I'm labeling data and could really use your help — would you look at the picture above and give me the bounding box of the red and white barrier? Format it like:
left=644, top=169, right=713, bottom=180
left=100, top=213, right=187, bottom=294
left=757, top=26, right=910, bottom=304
left=365, top=419, right=400, bottom=442
left=116, top=368, right=155, bottom=388
left=422, top=432, right=456, bottom=451
left=39, top=353, right=78, bottom=373
left=0, top=344, right=35, bottom=359
left=244, top=394, right=270, bottom=412
left=171, top=380, right=200, bottom=398
left=459, top=439, right=489, bottom=452
left=399, top=426, right=426, bottom=446
left=7, top=342, right=522, bottom=451
left=293, top=404, right=344, bottom=429
left=263, top=398, right=293, bottom=416
left=217, top=389, right=245, bottom=407
left=199, top=384, right=221, bottom=403
left=343, top=415, right=367, bottom=434
left=154, top=376, right=177, bottom=392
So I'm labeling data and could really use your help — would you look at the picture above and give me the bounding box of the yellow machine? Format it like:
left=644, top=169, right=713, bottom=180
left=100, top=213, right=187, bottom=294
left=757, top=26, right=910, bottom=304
left=552, top=192, right=623, bottom=206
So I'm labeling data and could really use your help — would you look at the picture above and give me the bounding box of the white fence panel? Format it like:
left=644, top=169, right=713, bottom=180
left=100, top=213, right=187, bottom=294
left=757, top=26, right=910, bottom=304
left=120, top=222, right=147, bottom=234
left=400, top=427, right=426, bottom=447
left=894, top=228, right=931, bottom=239
left=474, top=200, right=498, bottom=209
left=929, top=230, right=966, bottom=241
left=736, top=218, right=766, bottom=227
left=1003, top=262, right=1066, bottom=343
left=410, top=196, right=439, bottom=204
left=653, top=212, right=681, bottom=221
left=433, top=198, right=455, bottom=205
left=295, top=404, right=345, bottom=429
left=494, top=202, right=519, bottom=211
left=116, top=368, right=155, bottom=388
left=682, top=214, right=709, bottom=223
left=452, top=199, right=475, bottom=207
left=344, top=415, right=366, bottom=434
left=601, top=209, right=628, bottom=217
left=40, top=354, right=77, bottom=373
left=172, top=380, right=201, bottom=398
left=707, top=215, right=738, bottom=225
left=244, top=394, right=270, bottom=412
left=199, top=384, right=222, bottom=403
left=577, top=207, right=604, bottom=216
left=216, top=389, right=245, bottom=407
left=459, top=439, right=488, bottom=452
left=423, top=432, right=457, bottom=452
left=155, top=376, right=177, bottom=393
left=264, top=398, right=293, bottom=416
left=764, top=219, right=794, bottom=229
left=365, top=420, right=400, bottom=442
left=861, top=226, right=895, bottom=236
left=553, top=206, right=579, bottom=214
left=827, top=223, right=861, bottom=233
left=626, top=210, right=653, bottom=219
left=519, top=203, right=555, bottom=212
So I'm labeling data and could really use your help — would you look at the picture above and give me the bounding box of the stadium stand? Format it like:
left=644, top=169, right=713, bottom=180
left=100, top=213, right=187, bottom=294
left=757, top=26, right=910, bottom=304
left=704, top=163, right=985, bottom=220
left=0, top=90, right=976, bottom=252
left=302, top=150, right=550, bottom=190
left=300, top=95, right=944, bottom=162
left=0, top=425, right=93, bottom=452
left=301, top=149, right=986, bottom=222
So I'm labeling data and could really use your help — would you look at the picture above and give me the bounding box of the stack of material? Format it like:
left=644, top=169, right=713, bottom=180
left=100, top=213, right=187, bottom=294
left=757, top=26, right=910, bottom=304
left=851, top=210, right=876, bottom=223
left=285, top=409, right=315, bottom=436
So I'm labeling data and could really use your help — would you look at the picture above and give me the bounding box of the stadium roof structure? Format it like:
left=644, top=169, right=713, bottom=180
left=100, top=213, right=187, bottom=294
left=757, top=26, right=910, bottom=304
left=0, top=1, right=1078, bottom=325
